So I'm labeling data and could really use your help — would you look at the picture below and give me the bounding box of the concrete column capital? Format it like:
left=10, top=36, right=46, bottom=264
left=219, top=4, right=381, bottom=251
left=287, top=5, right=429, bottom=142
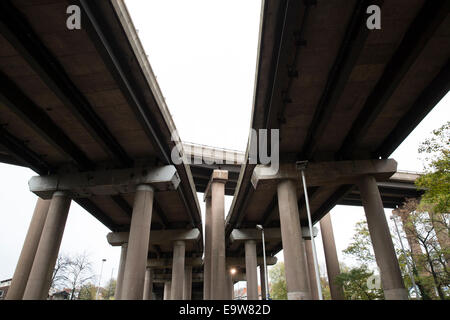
left=53, top=191, right=69, bottom=197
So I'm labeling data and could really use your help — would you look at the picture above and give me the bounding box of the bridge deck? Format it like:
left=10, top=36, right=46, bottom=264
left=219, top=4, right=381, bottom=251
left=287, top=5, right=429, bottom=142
left=0, top=0, right=202, bottom=257
left=225, top=0, right=449, bottom=257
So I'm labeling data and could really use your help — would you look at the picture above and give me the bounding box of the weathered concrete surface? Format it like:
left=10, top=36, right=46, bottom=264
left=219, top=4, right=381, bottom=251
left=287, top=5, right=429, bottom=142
left=320, top=213, right=345, bottom=300
left=120, top=185, right=154, bottom=300
left=107, top=228, right=200, bottom=246
left=252, top=159, right=397, bottom=189
left=7, top=198, right=50, bottom=300
left=245, top=240, right=258, bottom=300
left=277, top=180, right=310, bottom=300
left=358, top=175, right=408, bottom=300
left=23, top=193, right=71, bottom=300
left=171, top=240, right=185, bottom=300
left=29, top=166, right=180, bottom=199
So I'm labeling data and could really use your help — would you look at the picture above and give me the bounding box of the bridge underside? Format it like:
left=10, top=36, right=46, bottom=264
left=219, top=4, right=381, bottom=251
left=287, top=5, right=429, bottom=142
left=226, top=0, right=449, bottom=257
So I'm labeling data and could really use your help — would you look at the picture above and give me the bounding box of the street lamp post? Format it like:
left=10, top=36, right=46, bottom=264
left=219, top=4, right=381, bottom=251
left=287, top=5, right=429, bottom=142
left=95, top=258, right=106, bottom=300
left=390, top=214, right=420, bottom=299
left=297, top=161, right=323, bottom=300
left=256, top=224, right=269, bottom=300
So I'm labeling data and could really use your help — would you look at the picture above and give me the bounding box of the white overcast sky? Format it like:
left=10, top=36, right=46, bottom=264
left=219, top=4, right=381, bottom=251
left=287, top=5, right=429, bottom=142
left=0, top=0, right=449, bottom=287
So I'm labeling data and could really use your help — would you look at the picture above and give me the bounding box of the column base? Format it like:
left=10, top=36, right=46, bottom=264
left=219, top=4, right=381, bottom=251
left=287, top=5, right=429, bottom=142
left=384, top=288, right=408, bottom=300
left=287, top=291, right=311, bottom=300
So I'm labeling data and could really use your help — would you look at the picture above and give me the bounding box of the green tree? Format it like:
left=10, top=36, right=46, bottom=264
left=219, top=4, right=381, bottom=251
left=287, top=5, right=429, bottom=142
left=78, top=283, right=97, bottom=300
left=269, top=262, right=287, bottom=300
left=343, top=221, right=376, bottom=266
left=335, top=265, right=384, bottom=300
left=416, top=121, right=450, bottom=213
left=101, top=279, right=117, bottom=300
left=340, top=220, right=385, bottom=299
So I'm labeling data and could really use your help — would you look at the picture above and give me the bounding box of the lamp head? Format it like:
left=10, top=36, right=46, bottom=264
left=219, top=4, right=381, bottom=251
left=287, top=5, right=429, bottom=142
left=295, top=160, right=308, bottom=170
left=256, top=224, right=263, bottom=231
left=230, top=268, right=237, bottom=275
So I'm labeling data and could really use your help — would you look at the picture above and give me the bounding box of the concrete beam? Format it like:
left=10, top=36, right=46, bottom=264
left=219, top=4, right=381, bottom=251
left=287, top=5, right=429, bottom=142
left=229, top=227, right=318, bottom=243
left=152, top=273, right=247, bottom=283
left=29, top=166, right=180, bottom=199
left=146, top=256, right=277, bottom=269
left=107, top=228, right=201, bottom=246
left=251, top=159, right=397, bottom=189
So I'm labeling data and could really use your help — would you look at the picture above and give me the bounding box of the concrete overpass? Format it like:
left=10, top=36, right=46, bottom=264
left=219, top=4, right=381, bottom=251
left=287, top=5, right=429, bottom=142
left=1, top=0, right=448, bottom=301
left=217, top=0, right=449, bottom=301
left=0, top=0, right=202, bottom=300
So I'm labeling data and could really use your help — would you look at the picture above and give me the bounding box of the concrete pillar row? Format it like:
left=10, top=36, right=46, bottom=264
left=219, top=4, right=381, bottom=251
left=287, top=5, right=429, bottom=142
left=163, top=281, right=172, bottom=300
left=23, top=192, right=72, bottom=300
left=245, top=240, right=258, bottom=300
left=320, top=212, right=345, bottom=300
left=143, top=267, right=153, bottom=300
left=114, top=243, right=128, bottom=300
left=171, top=240, right=186, bottom=300
left=210, top=171, right=227, bottom=300
left=120, top=184, right=154, bottom=300
left=183, top=266, right=192, bottom=300
left=305, top=239, right=319, bottom=300
left=259, top=266, right=266, bottom=300
left=6, top=198, right=51, bottom=300
left=203, top=196, right=212, bottom=300
left=358, top=175, right=408, bottom=300
left=277, top=179, right=311, bottom=300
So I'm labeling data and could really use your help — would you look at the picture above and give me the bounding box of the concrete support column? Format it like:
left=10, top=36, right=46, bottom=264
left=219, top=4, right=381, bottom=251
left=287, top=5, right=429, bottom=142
left=143, top=267, right=153, bottom=300
left=226, top=271, right=234, bottom=300
left=203, top=196, right=212, bottom=300
left=320, top=212, right=345, bottom=300
left=114, top=243, right=128, bottom=300
left=245, top=240, right=258, bottom=300
left=259, top=266, right=266, bottom=300
left=183, top=266, right=192, bottom=300
left=120, top=185, right=154, bottom=300
left=23, top=192, right=71, bottom=300
left=358, top=175, right=408, bottom=300
left=210, top=171, right=227, bottom=299
left=171, top=240, right=186, bottom=300
left=305, top=239, right=319, bottom=300
left=277, top=179, right=311, bottom=300
left=163, top=281, right=172, bottom=300
left=6, top=198, right=51, bottom=300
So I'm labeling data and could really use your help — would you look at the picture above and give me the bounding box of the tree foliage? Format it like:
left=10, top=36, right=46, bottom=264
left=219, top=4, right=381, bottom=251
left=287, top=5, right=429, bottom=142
left=269, top=262, right=287, bottom=300
left=335, top=265, right=384, bottom=300
left=416, top=121, right=450, bottom=213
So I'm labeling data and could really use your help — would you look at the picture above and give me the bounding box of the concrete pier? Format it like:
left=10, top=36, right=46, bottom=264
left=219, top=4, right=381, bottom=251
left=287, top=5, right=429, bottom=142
left=23, top=192, right=71, bottom=300
left=163, top=281, right=172, bottom=300
left=114, top=243, right=128, bottom=300
left=203, top=196, right=212, bottom=300
left=226, top=271, right=234, bottom=300
left=305, top=239, right=319, bottom=300
left=277, top=179, right=311, bottom=300
left=245, top=240, right=258, bottom=300
left=320, top=213, right=345, bottom=300
left=120, top=185, right=154, bottom=300
left=358, top=175, right=408, bottom=300
left=171, top=240, right=186, bottom=300
left=6, top=198, right=51, bottom=300
left=143, top=267, right=153, bottom=300
left=209, top=170, right=227, bottom=299
left=183, top=266, right=192, bottom=300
